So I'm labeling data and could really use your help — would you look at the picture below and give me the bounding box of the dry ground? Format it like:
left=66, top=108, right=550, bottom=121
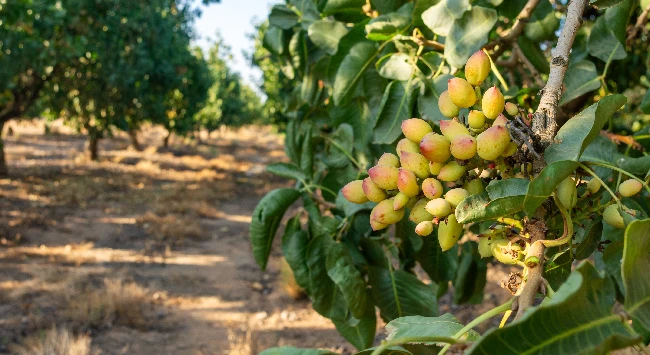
left=0, top=121, right=513, bottom=355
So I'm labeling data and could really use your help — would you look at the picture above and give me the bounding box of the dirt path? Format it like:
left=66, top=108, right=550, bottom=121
left=0, top=122, right=352, bottom=354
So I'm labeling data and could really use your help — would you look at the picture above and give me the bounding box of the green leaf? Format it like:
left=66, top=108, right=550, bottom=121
left=517, top=36, right=550, bottom=74
left=416, top=234, right=458, bottom=285
left=453, top=241, right=487, bottom=304
left=266, top=162, right=307, bottom=181
left=385, top=314, right=480, bottom=343
left=307, top=234, right=339, bottom=317
left=336, top=191, right=375, bottom=216
left=324, top=123, right=355, bottom=168
left=332, top=299, right=376, bottom=350
left=558, top=60, right=601, bottom=106
left=467, top=262, right=642, bottom=355
left=581, top=136, right=650, bottom=176
left=523, top=160, right=579, bottom=216
left=323, top=0, right=366, bottom=14
left=378, top=53, right=414, bottom=81
left=289, top=30, right=307, bottom=74
left=308, top=20, right=349, bottom=55
left=575, top=219, right=603, bottom=260
left=373, top=80, right=416, bottom=144
left=282, top=217, right=312, bottom=292
left=444, top=6, right=498, bottom=69
left=523, top=0, right=560, bottom=42
left=368, top=265, right=438, bottom=321
left=269, top=5, right=300, bottom=30
left=543, top=250, right=573, bottom=291
left=546, top=94, right=627, bottom=164
left=365, top=3, right=414, bottom=41
left=250, top=188, right=301, bottom=270
left=263, top=26, right=285, bottom=55
left=326, top=243, right=369, bottom=319
left=259, top=347, right=337, bottom=355
left=623, top=219, right=650, bottom=332
left=417, top=74, right=454, bottom=126
left=354, top=346, right=412, bottom=355
left=587, top=0, right=632, bottom=63
left=413, top=0, right=438, bottom=27
left=421, top=0, right=470, bottom=37
left=333, top=41, right=378, bottom=105
left=456, top=178, right=529, bottom=224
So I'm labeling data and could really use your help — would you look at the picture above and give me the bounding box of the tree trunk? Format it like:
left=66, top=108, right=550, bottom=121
left=0, top=121, right=8, bottom=176
left=88, top=135, right=99, bottom=161
left=128, top=129, right=141, bottom=151
left=163, top=131, right=171, bottom=148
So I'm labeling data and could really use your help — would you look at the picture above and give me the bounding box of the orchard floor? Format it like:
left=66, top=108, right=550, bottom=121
left=0, top=121, right=513, bottom=355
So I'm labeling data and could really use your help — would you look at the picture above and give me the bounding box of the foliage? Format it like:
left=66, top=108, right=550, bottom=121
left=250, top=0, right=650, bottom=353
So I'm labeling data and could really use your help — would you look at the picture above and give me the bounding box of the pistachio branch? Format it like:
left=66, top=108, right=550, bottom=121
left=515, top=0, right=589, bottom=321
left=627, top=3, right=650, bottom=44
left=485, top=0, right=542, bottom=57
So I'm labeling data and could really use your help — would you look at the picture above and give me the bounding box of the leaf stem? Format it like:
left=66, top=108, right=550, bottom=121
left=578, top=162, right=622, bottom=206
left=541, top=194, right=574, bottom=248
left=438, top=298, right=514, bottom=355
left=483, top=49, right=509, bottom=92
left=371, top=336, right=460, bottom=355
left=322, top=136, right=363, bottom=170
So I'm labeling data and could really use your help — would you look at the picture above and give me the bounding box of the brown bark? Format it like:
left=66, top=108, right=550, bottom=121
left=88, top=135, right=99, bottom=161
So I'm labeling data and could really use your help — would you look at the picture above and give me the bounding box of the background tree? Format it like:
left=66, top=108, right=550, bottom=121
left=250, top=0, right=650, bottom=353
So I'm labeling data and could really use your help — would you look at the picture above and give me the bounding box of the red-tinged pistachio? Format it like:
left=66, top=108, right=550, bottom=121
left=476, top=125, right=510, bottom=161
left=400, top=151, right=430, bottom=179
left=448, top=77, right=476, bottom=108
left=402, top=118, right=433, bottom=143
left=505, top=102, right=519, bottom=116
left=397, top=168, right=419, bottom=197
left=422, top=178, right=444, bottom=199
left=437, top=161, right=466, bottom=182
left=450, top=135, right=477, bottom=160
left=440, top=119, right=470, bottom=140
left=371, top=219, right=389, bottom=231
left=438, top=214, right=463, bottom=251
left=377, top=152, right=400, bottom=167
left=492, top=113, right=508, bottom=126
left=393, top=192, right=410, bottom=210
left=371, top=198, right=405, bottom=225
left=420, top=133, right=451, bottom=163
left=341, top=180, right=369, bottom=204
left=438, top=90, right=460, bottom=118
left=465, top=50, right=491, bottom=86
left=368, top=165, right=399, bottom=190
left=415, top=221, right=434, bottom=236
left=362, top=177, right=388, bottom=202
left=482, top=86, right=505, bottom=119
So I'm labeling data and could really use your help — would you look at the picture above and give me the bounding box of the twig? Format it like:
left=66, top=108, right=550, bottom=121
left=512, top=43, right=546, bottom=88
left=531, top=0, right=588, bottom=151
left=485, top=0, right=542, bottom=57
left=413, top=37, right=445, bottom=51
left=627, top=3, right=650, bottom=44
left=515, top=0, right=589, bottom=320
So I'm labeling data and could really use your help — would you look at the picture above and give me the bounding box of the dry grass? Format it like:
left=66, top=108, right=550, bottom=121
left=64, top=278, right=157, bottom=331
left=138, top=212, right=206, bottom=243
left=11, top=327, right=98, bottom=355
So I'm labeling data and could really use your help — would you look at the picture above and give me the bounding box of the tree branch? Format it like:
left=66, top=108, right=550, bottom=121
left=514, top=0, right=589, bottom=320
left=531, top=0, right=588, bottom=151
left=512, top=43, right=545, bottom=88
left=627, top=3, right=650, bottom=44
left=485, top=0, right=542, bottom=57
